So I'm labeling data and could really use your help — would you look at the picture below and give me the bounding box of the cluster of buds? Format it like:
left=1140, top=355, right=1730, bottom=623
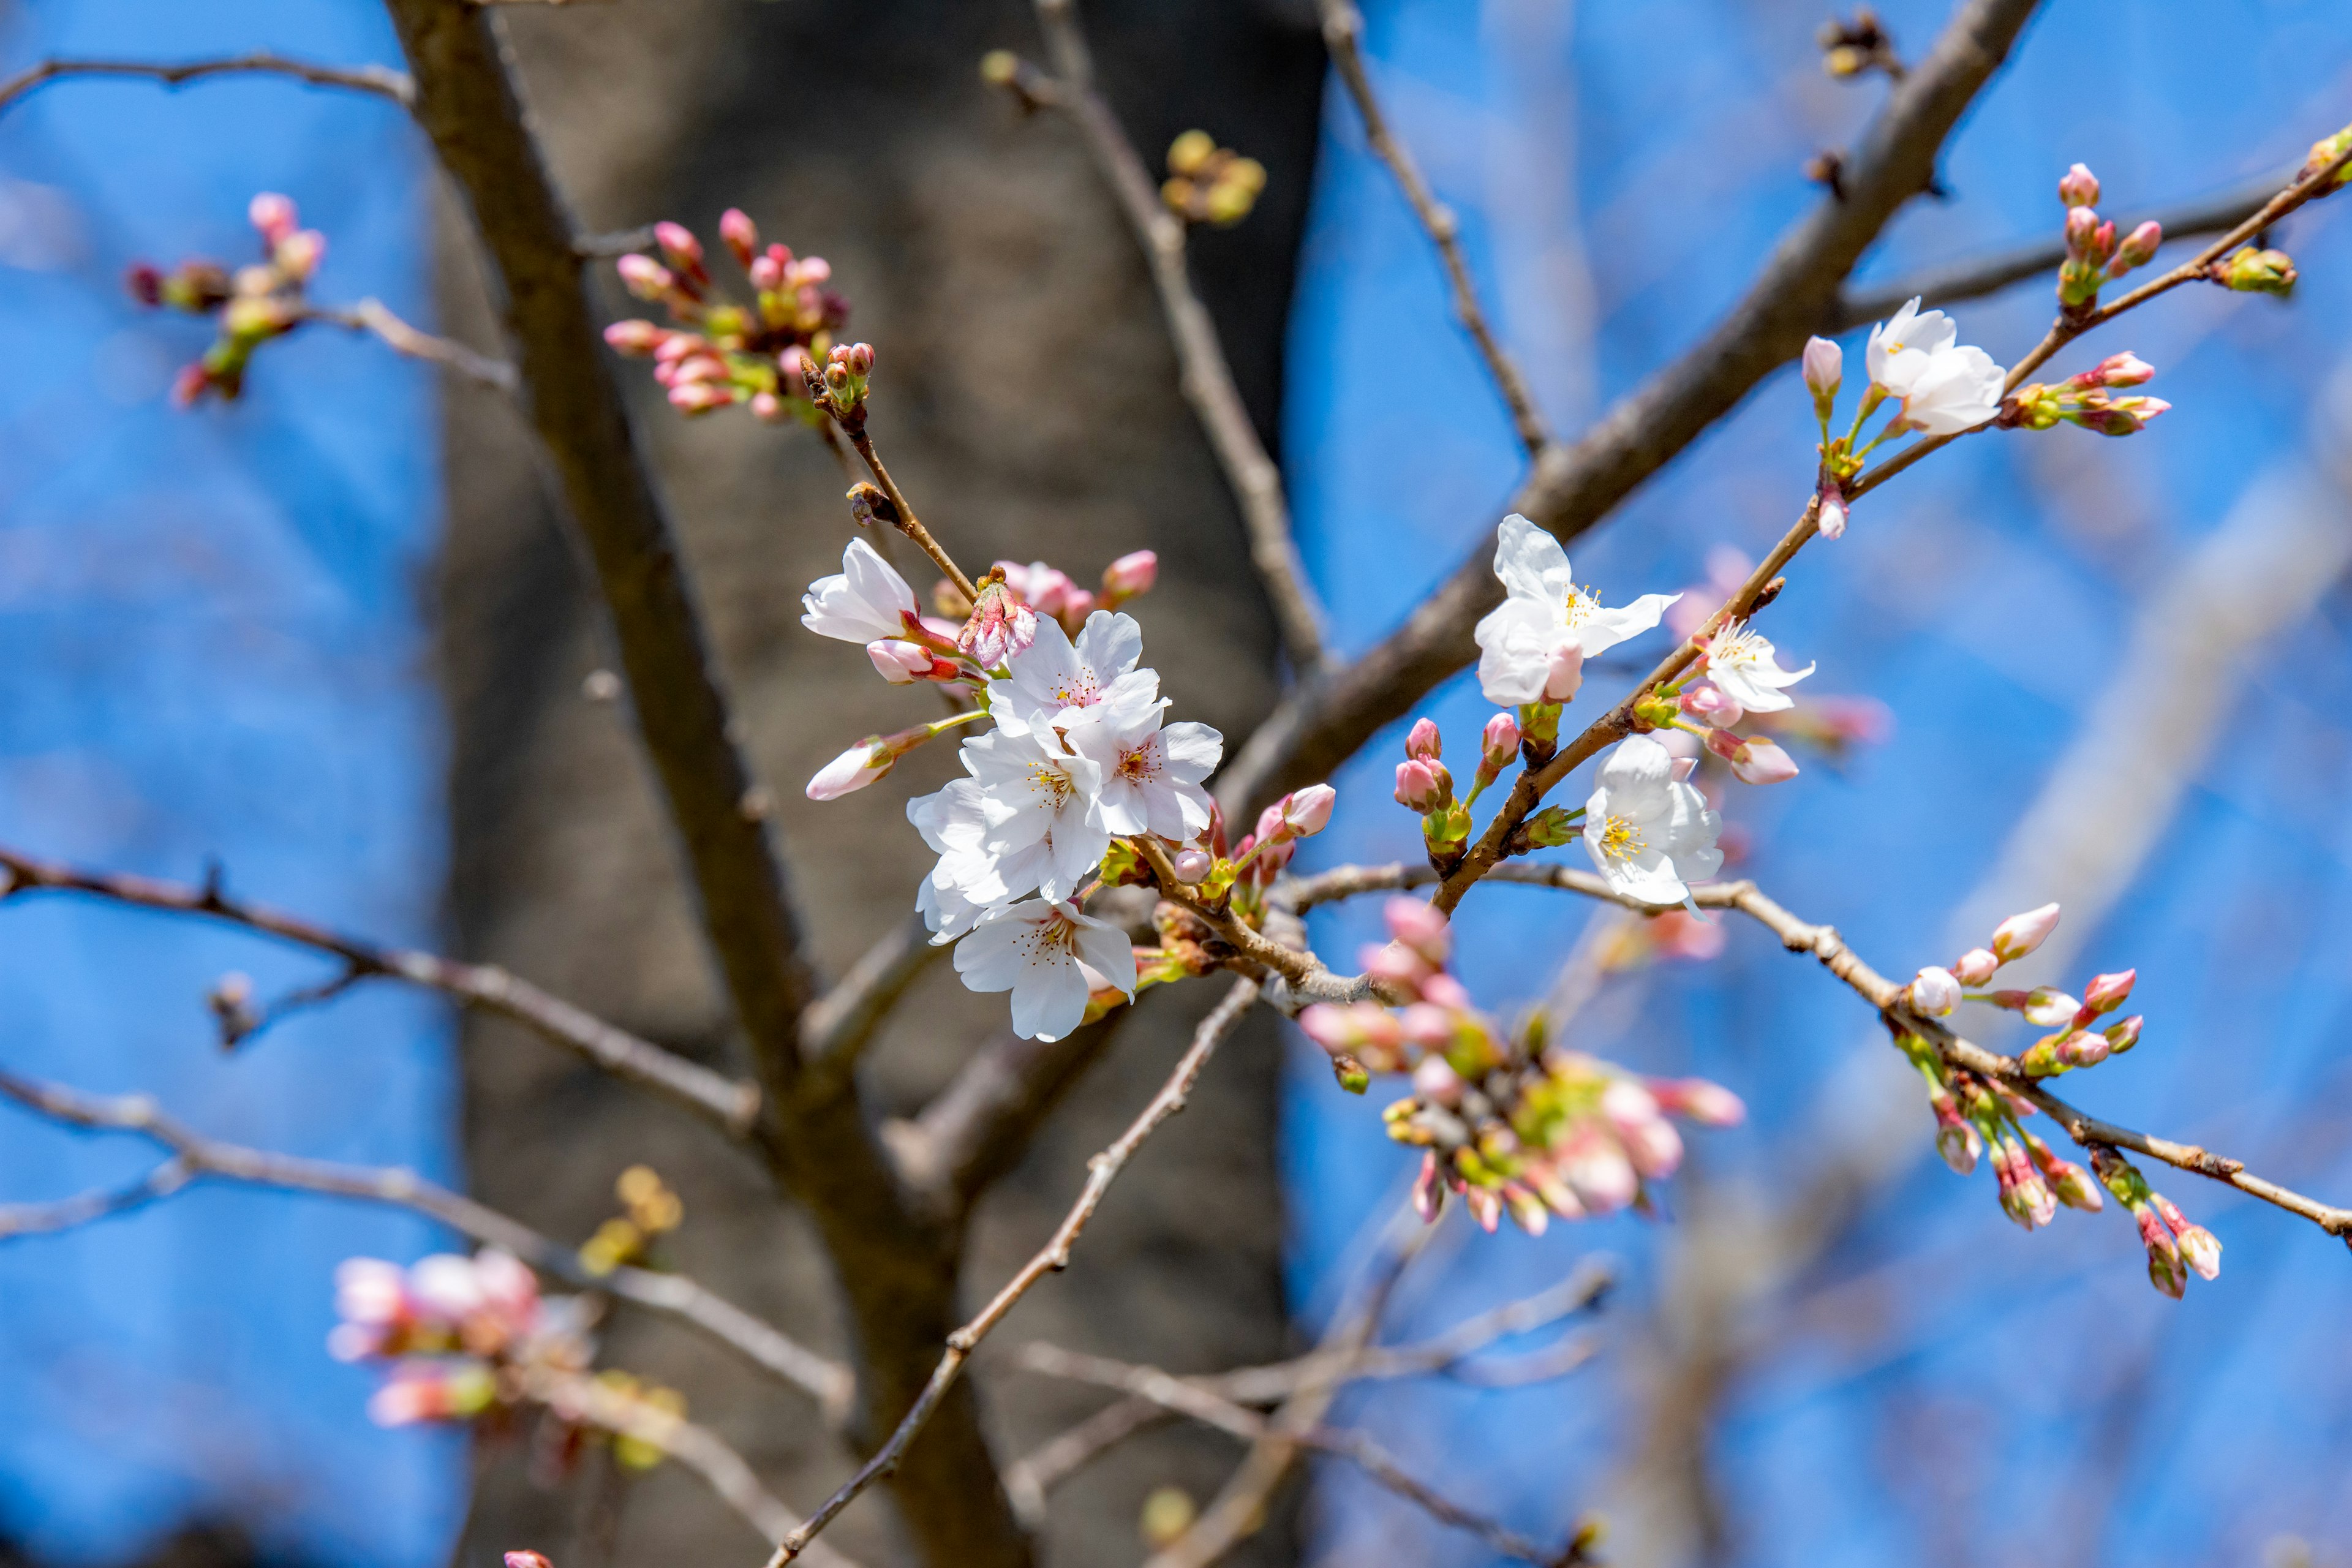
left=2303, top=119, right=2352, bottom=192
left=126, top=192, right=325, bottom=404
left=1298, top=899, right=1743, bottom=1235
left=2001, top=351, right=2169, bottom=437
left=1816, top=7, right=1901, bottom=80
left=939, top=552, right=1159, bottom=641
left=1161, top=130, right=1268, bottom=227
left=2054, top=164, right=2163, bottom=312
left=603, top=210, right=850, bottom=421
left=329, top=1248, right=592, bottom=1427
left=578, top=1165, right=684, bottom=1276
left=1177, top=785, right=1336, bottom=918
left=2091, top=1147, right=2223, bottom=1298
left=1896, top=1034, right=2104, bottom=1230
left=1904, top=902, right=2144, bottom=1079
left=2212, top=244, right=2297, bottom=297
left=1391, top=715, right=1518, bottom=867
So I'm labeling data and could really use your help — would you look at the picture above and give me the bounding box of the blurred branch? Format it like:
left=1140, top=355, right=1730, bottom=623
left=1218, top=0, right=2046, bottom=816
left=892, top=1012, right=1129, bottom=1213
left=0, top=846, right=762, bottom=1139
left=0, top=53, right=415, bottom=115
left=1003, top=8, right=1330, bottom=671
left=1830, top=166, right=2296, bottom=331
left=1016, top=1344, right=1589, bottom=1567
left=799, top=913, right=947, bottom=1082
left=1003, top=1394, right=1167, bottom=1528
left=300, top=300, right=519, bottom=391
left=767, top=976, right=1261, bottom=1562
left=1316, top=0, right=1550, bottom=456
left=0, top=1068, right=859, bottom=1416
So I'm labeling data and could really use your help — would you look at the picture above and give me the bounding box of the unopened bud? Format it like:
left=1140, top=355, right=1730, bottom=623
left=865, top=639, right=934, bottom=684
left=2079, top=968, right=2135, bottom=1015
left=249, top=191, right=298, bottom=244
left=1393, top=758, right=1450, bottom=813
left=274, top=230, right=325, bottom=281
left=506, top=1552, right=556, bottom=1568
left=1679, top=684, right=1743, bottom=728
left=603, top=319, right=668, bottom=355
left=2057, top=162, right=2100, bottom=209
left=1099, top=549, right=1158, bottom=606
left=1412, top=1055, right=1464, bottom=1107
left=1951, top=947, right=1999, bottom=986
left=616, top=254, right=674, bottom=301
left=1815, top=477, right=1849, bottom=540
left=2103, top=1014, right=2143, bottom=1054
left=668, top=382, right=736, bottom=413
left=1705, top=728, right=1799, bottom=785
left=2216, top=245, right=2296, bottom=295
left=1384, top=897, right=1450, bottom=965
left=1411, top=1152, right=1448, bottom=1223
left=806, top=738, right=893, bottom=799
left=1404, top=717, right=1442, bottom=763
left=1479, top=712, right=1520, bottom=775
left=1280, top=783, right=1336, bottom=838
left=2079, top=351, right=2155, bottom=388
left=2063, top=204, right=2101, bottom=260
left=1907, top=966, right=1960, bottom=1017
left=653, top=221, right=704, bottom=276
left=1802, top=334, right=1842, bottom=413
left=1990, top=902, right=2059, bottom=962
left=2110, top=220, right=2162, bottom=273
left=2020, top=988, right=2080, bottom=1027
left=1935, top=1114, right=1981, bottom=1175
left=1649, top=1076, right=1746, bottom=1126
left=1332, top=1054, right=1371, bottom=1095
left=2071, top=394, right=2170, bottom=436
left=1167, top=129, right=1216, bottom=178
left=1544, top=641, right=1585, bottom=703
left=2302, top=124, right=2352, bottom=190
left=718, top=208, right=758, bottom=267
left=1522, top=805, right=1578, bottom=848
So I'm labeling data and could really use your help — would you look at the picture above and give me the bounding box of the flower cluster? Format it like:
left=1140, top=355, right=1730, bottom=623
left=1298, top=899, right=1743, bottom=1234
left=1801, top=298, right=2008, bottom=538
left=603, top=211, right=850, bottom=421
left=1902, top=901, right=2145, bottom=1079
left=1160, top=129, right=1268, bottom=227
left=329, top=1248, right=592, bottom=1427
left=126, top=192, right=325, bottom=405
left=799, top=533, right=1321, bottom=1041
left=2052, top=162, right=2164, bottom=312
left=2002, top=351, right=2169, bottom=436
left=2091, top=1147, right=2224, bottom=1298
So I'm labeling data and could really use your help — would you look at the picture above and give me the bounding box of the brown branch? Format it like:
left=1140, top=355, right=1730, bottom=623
left=1002, top=1394, right=1169, bottom=1527
left=381, top=11, right=1021, bottom=1559
left=1216, top=0, right=2046, bottom=816
left=301, top=300, right=518, bottom=391
left=1011, top=10, right=1330, bottom=671
left=0, top=845, right=760, bottom=1137
left=838, top=424, right=977, bottom=605
left=1828, top=166, right=2294, bottom=331
left=891, top=1012, right=1128, bottom=1212
left=0, top=53, right=415, bottom=115
left=766, top=976, right=1261, bottom=1563
left=0, top=1069, right=859, bottom=1413
left=1316, top=0, right=1550, bottom=456
left=798, top=913, right=947, bottom=1083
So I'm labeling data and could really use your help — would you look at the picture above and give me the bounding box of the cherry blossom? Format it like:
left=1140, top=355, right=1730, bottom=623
left=1580, top=734, right=1724, bottom=907
left=1473, top=513, right=1679, bottom=706
left=962, top=725, right=1108, bottom=902
left=1701, top=620, right=1814, bottom=712
left=1067, top=682, right=1223, bottom=839
left=801, top=537, right=917, bottom=644
left=1865, top=296, right=2005, bottom=435
left=988, top=610, right=1150, bottom=734
left=952, top=897, right=1137, bottom=1041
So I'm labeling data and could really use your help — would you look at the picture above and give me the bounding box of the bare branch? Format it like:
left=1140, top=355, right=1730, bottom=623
left=1316, top=1, right=1550, bottom=456
left=892, top=1014, right=1128, bottom=1212
left=0, top=1069, right=858, bottom=1413
left=301, top=300, right=519, bottom=391
left=0, top=53, right=415, bottom=115
left=1829, top=166, right=2293, bottom=331
left=1217, top=0, right=2046, bottom=816
left=799, top=914, right=947, bottom=1082
left=1009, top=9, right=1330, bottom=671
left=767, top=976, right=1261, bottom=1563
left=0, top=845, right=761, bottom=1139
left=1002, top=1395, right=1167, bottom=1527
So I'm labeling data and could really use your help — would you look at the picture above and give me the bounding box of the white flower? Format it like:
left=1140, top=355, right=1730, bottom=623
left=988, top=610, right=1151, bottom=734
left=1066, top=683, right=1222, bottom=839
left=1702, top=621, right=1814, bottom=713
left=908, top=779, right=1047, bottom=941
left=1581, top=734, right=1723, bottom=907
left=1865, top=296, right=2005, bottom=436
left=954, top=897, right=1137, bottom=1041
left=1474, top=513, right=1679, bottom=707
left=801, top=537, right=916, bottom=644
left=962, top=725, right=1108, bottom=902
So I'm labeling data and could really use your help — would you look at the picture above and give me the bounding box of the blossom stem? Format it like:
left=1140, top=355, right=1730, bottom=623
left=841, top=424, right=977, bottom=603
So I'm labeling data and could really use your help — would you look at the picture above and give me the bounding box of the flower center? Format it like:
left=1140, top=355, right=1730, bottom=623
left=1117, top=741, right=1159, bottom=784
left=1561, top=585, right=1600, bottom=627
left=1027, top=762, right=1075, bottom=809
left=1014, top=911, right=1081, bottom=964
left=1596, top=813, right=1647, bottom=863
left=1050, top=673, right=1100, bottom=707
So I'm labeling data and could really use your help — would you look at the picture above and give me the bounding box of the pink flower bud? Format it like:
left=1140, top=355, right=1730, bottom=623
left=653, top=220, right=704, bottom=276
left=749, top=391, right=785, bottom=421
left=2079, top=968, right=2135, bottom=1014
left=2155, top=1197, right=2221, bottom=1281
left=805, top=738, right=892, bottom=800
left=1297, top=1003, right=1360, bottom=1054
left=2112, top=219, right=2162, bottom=272
left=2063, top=204, right=2101, bottom=260
left=1990, top=901, right=2060, bottom=962
left=1404, top=717, right=1442, bottom=763
left=2020, top=988, right=2080, bottom=1027
left=1544, top=640, right=1585, bottom=702
left=1802, top=334, right=1842, bottom=404
left=718, top=208, right=759, bottom=266
left=1021, top=564, right=1075, bottom=616
left=668, top=382, right=736, bottom=413
left=1464, top=1185, right=1502, bottom=1234
left=1172, top=847, right=1213, bottom=881
left=1679, top=684, right=1743, bottom=728
left=616, top=254, right=674, bottom=301
left=1951, top=947, right=1999, bottom=986
left=1099, top=549, right=1158, bottom=606
left=1649, top=1077, right=1745, bottom=1126
left=603, top=319, right=668, bottom=355
left=1411, top=1151, right=1448, bottom=1223
left=2057, top=162, right=2100, bottom=209
left=1393, top=758, right=1449, bottom=813
left=749, top=252, right=785, bottom=292
left=1908, top=965, right=1961, bottom=1016
left=1936, top=1116, right=1981, bottom=1175
left=1361, top=941, right=1427, bottom=997
left=1418, top=972, right=1471, bottom=1012
left=274, top=230, right=325, bottom=281
left=1384, top=898, right=1451, bottom=969
left=1816, top=481, right=1849, bottom=540
left=1480, top=712, right=1520, bottom=772
left=1280, top=784, right=1336, bottom=837
left=2090, top=352, right=2155, bottom=388
left=866, top=639, right=933, bottom=684
left=507, top=1553, right=556, bottom=1568
left=1411, top=1054, right=1464, bottom=1106
left=1731, top=737, right=1798, bottom=785
left=249, top=192, right=297, bottom=244
left=2103, top=1014, right=2143, bottom=1053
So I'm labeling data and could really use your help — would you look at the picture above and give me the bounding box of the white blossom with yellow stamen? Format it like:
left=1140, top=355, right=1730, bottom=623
left=1581, top=735, right=1723, bottom=907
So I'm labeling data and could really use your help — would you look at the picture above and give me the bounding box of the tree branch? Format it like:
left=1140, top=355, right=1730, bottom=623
left=1009, top=9, right=1330, bottom=671
left=1217, top=0, right=2046, bottom=816
left=1316, top=0, right=1550, bottom=456
left=766, top=976, right=1261, bottom=1563
left=798, top=914, right=946, bottom=1084
left=0, top=1068, right=858, bottom=1413
left=0, top=845, right=760, bottom=1137
left=891, top=1013, right=1128, bottom=1213
left=301, top=299, right=519, bottom=391
left=0, top=53, right=415, bottom=115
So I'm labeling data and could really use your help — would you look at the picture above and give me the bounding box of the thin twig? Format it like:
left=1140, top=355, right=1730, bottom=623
left=301, top=300, right=518, bottom=391
left=1009, top=10, right=1331, bottom=670
left=0, top=53, right=415, bottom=115
left=0, top=1069, right=860, bottom=1414
left=1001, top=1395, right=1168, bottom=1526
left=1316, top=0, right=1550, bottom=456
left=0, top=845, right=762, bottom=1139
left=799, top=913, right=946, bottom=1080
left=764, top=975, right=1262, bottom=1563
left=840, top=424, right=977, bottom=603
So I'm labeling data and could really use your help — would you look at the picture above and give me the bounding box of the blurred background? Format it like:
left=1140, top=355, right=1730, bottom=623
left=4, top=2, right=2351, bottom=1567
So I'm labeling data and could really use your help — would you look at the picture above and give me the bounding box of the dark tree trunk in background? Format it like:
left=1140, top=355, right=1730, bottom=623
left=432, top=2, right=1325, bottom=1563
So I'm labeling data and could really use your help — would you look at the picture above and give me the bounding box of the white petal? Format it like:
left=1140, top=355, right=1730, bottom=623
left=1071, top=914, right=1139, bottom=997
left=1575, top=592, right=1679, bottom=658
left=1492, top=513, right=1571, bottom=603
left=1159, top=721, right=1223, bottom=778
left=1073, top=611, right=1144, bottom=681
left=1011, top=960, right=1091, bottom=1042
